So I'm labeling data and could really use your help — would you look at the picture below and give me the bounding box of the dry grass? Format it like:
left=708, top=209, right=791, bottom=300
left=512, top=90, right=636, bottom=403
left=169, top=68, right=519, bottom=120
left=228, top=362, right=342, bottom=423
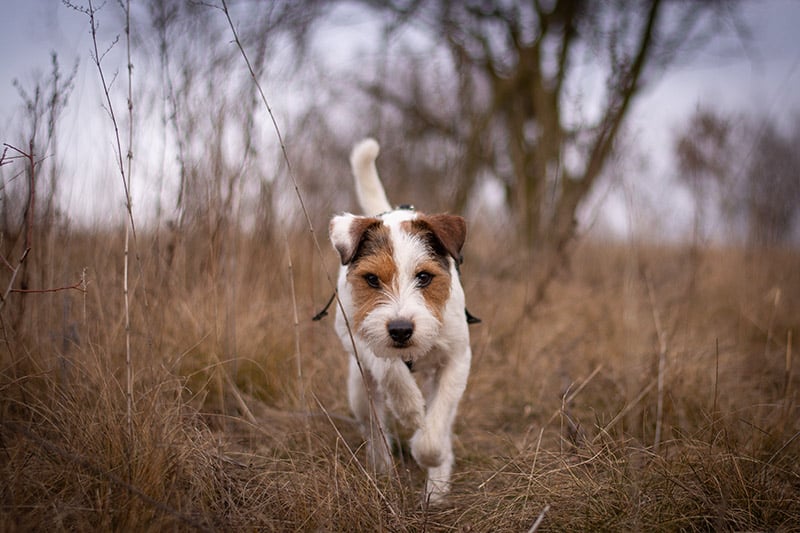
left=1, top=222, right=799, bottom=531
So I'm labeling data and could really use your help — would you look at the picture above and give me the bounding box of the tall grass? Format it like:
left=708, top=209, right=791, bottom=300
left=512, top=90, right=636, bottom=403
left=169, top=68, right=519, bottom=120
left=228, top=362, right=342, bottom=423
left=1, top=218, right=798, bottom=530
left=1, top=4, right=797, bottom=529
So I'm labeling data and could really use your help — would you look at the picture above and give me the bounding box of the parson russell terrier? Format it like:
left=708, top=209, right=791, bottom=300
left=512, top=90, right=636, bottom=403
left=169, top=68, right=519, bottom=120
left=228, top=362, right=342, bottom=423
left=327, top=138, right=475, bottom=504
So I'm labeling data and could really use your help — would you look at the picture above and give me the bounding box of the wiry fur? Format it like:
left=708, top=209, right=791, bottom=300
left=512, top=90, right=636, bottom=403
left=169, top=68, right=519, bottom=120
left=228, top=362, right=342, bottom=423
left=329, top=138, right=472, bottom=504
left=350, top=138, right=391, bottom=216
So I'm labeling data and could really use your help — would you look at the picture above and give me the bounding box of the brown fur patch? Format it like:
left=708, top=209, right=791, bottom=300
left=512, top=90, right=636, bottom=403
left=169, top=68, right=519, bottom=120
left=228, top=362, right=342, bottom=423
left=402, top=218, right=455, bottom=321
left=346, top=224, right=396, bottom=329
left=414, top=214, right=466, bottom=262
left=333, top=217, right=381, bottom=265
left=346, top=217, right=459, bottom=332
left=414, top=257, right=452, bottom=322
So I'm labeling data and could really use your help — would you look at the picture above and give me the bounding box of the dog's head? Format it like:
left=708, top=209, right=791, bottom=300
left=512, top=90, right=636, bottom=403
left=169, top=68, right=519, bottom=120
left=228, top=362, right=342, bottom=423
left=330, top=209, right=466, bottom=360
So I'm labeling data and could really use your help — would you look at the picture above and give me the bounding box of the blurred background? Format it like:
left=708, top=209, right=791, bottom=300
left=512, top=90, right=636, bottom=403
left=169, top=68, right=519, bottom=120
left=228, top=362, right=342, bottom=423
left=2, top=0, right=799, bottom=248
left=0, top=2, right=799, bottom=529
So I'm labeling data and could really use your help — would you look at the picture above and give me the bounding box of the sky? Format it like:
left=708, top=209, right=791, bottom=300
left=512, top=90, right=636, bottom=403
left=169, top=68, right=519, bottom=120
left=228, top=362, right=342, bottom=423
left=1, top=1, right=800, bottom=239
left=617, top=2, right=800, bottom=239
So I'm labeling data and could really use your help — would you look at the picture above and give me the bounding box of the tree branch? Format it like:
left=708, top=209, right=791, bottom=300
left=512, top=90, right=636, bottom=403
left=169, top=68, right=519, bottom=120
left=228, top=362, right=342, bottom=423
left=583, top=0, right=662, bottom=194
left=358, top=80, right=459, bottom=140
left=553, top=0, right=579, bottom=97
left=0, top=145, right=86, bottom=313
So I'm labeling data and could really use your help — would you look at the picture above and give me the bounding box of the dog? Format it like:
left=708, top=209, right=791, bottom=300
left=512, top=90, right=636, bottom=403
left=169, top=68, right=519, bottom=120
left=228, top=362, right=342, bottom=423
left=328, top=138, right=473, bottom=504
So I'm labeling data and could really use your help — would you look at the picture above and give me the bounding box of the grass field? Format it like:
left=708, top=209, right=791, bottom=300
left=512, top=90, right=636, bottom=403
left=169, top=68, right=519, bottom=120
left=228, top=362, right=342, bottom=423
left=1, top=221, right=798, bottom=531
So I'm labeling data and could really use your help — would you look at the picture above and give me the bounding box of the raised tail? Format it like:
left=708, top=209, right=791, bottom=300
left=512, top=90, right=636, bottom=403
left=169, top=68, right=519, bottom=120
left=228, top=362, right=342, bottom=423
left=350, top=138, right=392, bottom=216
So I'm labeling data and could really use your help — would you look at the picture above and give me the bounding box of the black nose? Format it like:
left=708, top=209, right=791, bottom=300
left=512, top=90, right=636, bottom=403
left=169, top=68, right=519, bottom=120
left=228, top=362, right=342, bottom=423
left=387, top=319, right=414, bottom=344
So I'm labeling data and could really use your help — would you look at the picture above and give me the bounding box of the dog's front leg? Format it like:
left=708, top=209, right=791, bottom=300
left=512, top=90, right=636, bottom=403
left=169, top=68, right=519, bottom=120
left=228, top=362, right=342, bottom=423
left=381, top=360, right=425, bottom=430
left=348, top=356, right=393, bottom=473
left=410, top=349, right=470, bottom=466
left=410, top=347, right=471, bottom=502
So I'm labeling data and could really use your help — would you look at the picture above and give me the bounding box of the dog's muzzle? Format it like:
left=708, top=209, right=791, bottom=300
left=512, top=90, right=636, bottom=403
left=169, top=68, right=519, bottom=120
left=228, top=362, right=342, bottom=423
left=387, top=318, right=414, bottom=346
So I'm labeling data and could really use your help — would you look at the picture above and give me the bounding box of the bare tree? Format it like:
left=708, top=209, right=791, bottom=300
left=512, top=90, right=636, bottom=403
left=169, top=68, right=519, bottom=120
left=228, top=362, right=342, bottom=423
left=330, top=0, right=734, bottom=253
left=134, top=0, right=323, bottom=271
left=746, top=121, right=800, bottom=246
left=674, top=107, right=743, bottom=242
left=1, top=54, right=78, bottom=332
left=4, top=54, right=77, bottom=241
left=674, top=107, right=800, bottom=247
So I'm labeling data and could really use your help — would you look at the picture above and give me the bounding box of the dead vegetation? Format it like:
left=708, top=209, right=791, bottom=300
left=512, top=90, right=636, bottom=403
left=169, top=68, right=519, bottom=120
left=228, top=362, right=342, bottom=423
left=2, top=2, right=798, bottom=530
left=1, top=222, right=798, bottom=531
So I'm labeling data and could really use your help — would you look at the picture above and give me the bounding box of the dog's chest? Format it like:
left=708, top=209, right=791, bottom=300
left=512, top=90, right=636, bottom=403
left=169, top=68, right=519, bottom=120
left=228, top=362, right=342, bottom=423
left=404, top=344, right=449, bottom=374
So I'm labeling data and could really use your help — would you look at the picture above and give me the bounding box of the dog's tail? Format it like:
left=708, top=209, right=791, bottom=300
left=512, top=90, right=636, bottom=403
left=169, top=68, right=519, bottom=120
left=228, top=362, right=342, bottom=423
left=350, top=138, right=391, bottom=216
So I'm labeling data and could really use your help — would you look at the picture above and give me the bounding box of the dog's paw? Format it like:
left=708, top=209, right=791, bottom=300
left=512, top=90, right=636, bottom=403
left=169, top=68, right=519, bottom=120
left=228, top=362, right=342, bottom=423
left=410, top=427, right=445, bottom=468
left=424, top=478, right=451, bottom=507
left=387, top=394, right=425, bottom=429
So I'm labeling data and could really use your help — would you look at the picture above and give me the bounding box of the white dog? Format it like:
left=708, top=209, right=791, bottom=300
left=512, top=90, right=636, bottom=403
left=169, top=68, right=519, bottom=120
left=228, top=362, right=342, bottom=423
left=328, top=138, right=473, bottom=504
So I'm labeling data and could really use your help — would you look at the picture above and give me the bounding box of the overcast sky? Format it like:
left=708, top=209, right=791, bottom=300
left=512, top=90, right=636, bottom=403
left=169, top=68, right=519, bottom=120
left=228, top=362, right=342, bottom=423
left=1, top=1, right=799, bottom=238
left=612, top=1, right=800, bottom=239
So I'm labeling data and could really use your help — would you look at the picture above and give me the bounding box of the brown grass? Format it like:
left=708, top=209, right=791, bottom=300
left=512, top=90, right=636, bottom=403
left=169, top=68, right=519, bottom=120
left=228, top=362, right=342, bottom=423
left=1, top=222, right=799, bottom=531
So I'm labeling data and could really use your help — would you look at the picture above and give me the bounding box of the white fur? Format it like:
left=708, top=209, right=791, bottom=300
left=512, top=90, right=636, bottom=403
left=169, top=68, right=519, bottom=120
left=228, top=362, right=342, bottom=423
left=357, top=214, right=441, bottom=361
left=331, top=139, right=472, bottom=505
left=350, top=138, right=392, bottom=216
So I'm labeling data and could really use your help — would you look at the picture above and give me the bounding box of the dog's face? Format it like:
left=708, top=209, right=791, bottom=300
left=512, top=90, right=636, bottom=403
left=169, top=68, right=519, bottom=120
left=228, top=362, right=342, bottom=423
left=330, top=209, right=466, bottom=361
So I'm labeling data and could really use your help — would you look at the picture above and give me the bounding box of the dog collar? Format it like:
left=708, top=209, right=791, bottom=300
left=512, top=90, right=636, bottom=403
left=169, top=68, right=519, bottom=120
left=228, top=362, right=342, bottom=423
left=376, top=204, right=415, bottom=217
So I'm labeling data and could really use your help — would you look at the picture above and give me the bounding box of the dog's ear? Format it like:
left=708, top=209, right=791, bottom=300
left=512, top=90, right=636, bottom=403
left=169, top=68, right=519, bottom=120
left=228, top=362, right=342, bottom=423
left=329, top=214, right=381, bottom=265
left=416, top=214, right=466, bottom=263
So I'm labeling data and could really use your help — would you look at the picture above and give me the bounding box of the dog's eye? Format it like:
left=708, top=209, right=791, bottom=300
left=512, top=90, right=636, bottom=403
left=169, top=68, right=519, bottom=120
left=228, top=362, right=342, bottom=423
left=364, top=273, right=381, bottom=288
left=415, top=271, right=434, bottom=288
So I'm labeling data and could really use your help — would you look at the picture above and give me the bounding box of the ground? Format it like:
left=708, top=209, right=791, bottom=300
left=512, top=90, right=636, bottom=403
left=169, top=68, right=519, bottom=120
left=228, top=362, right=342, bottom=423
left=1, top=230, right=798, bottom=531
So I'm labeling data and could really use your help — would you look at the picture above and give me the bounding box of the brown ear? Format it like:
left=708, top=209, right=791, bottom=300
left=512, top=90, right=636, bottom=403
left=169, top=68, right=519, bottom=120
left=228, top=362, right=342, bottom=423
left=416, top=214, right=466, bottom=262
left=329, top=215, right=382, bottom=265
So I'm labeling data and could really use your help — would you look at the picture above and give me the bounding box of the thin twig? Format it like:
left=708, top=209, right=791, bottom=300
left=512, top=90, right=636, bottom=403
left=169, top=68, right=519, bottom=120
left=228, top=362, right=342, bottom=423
left=121, top=0, right=135, bottom=482
left=10, top=279, right=85, bottom=295
left=527, top=504, right=550, bottom=533
left=523, top=427, right=545, bottom=510
left=3, top=143, right=36, bottom=248
left=592, top=377, right=658, bottom=445
left=312, top=393, right=400, bottom=520
left=83, top=0, right=137, bottom=239
left=124, top=224, right=132, bottom=450
left=712, top=337, right=720, bottom=434
left=767, top=429, right=800, bottom=466
left=0, top=144, right=86, bottom=312
left=284, top=235, right=310, bottom=445
left=479, top=365, right=603, bottom=489
left=219, top=359, right=257, bottom=425
left=545, top=364, right=604, bottom=427
left=764, top=288, right=781, bottom=359
left=645, top=271, right=667, bottom=454
left=217, top=0, right=342, bottom=322
left=77, top=0, right=138, bottom=478
left=0, top=144, right=35, bottom=313
left=0, top=249, right=30, bottom=311
left=783, top=330, right=793, bottom=412
left=218, top=0, right=395, bottom=468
